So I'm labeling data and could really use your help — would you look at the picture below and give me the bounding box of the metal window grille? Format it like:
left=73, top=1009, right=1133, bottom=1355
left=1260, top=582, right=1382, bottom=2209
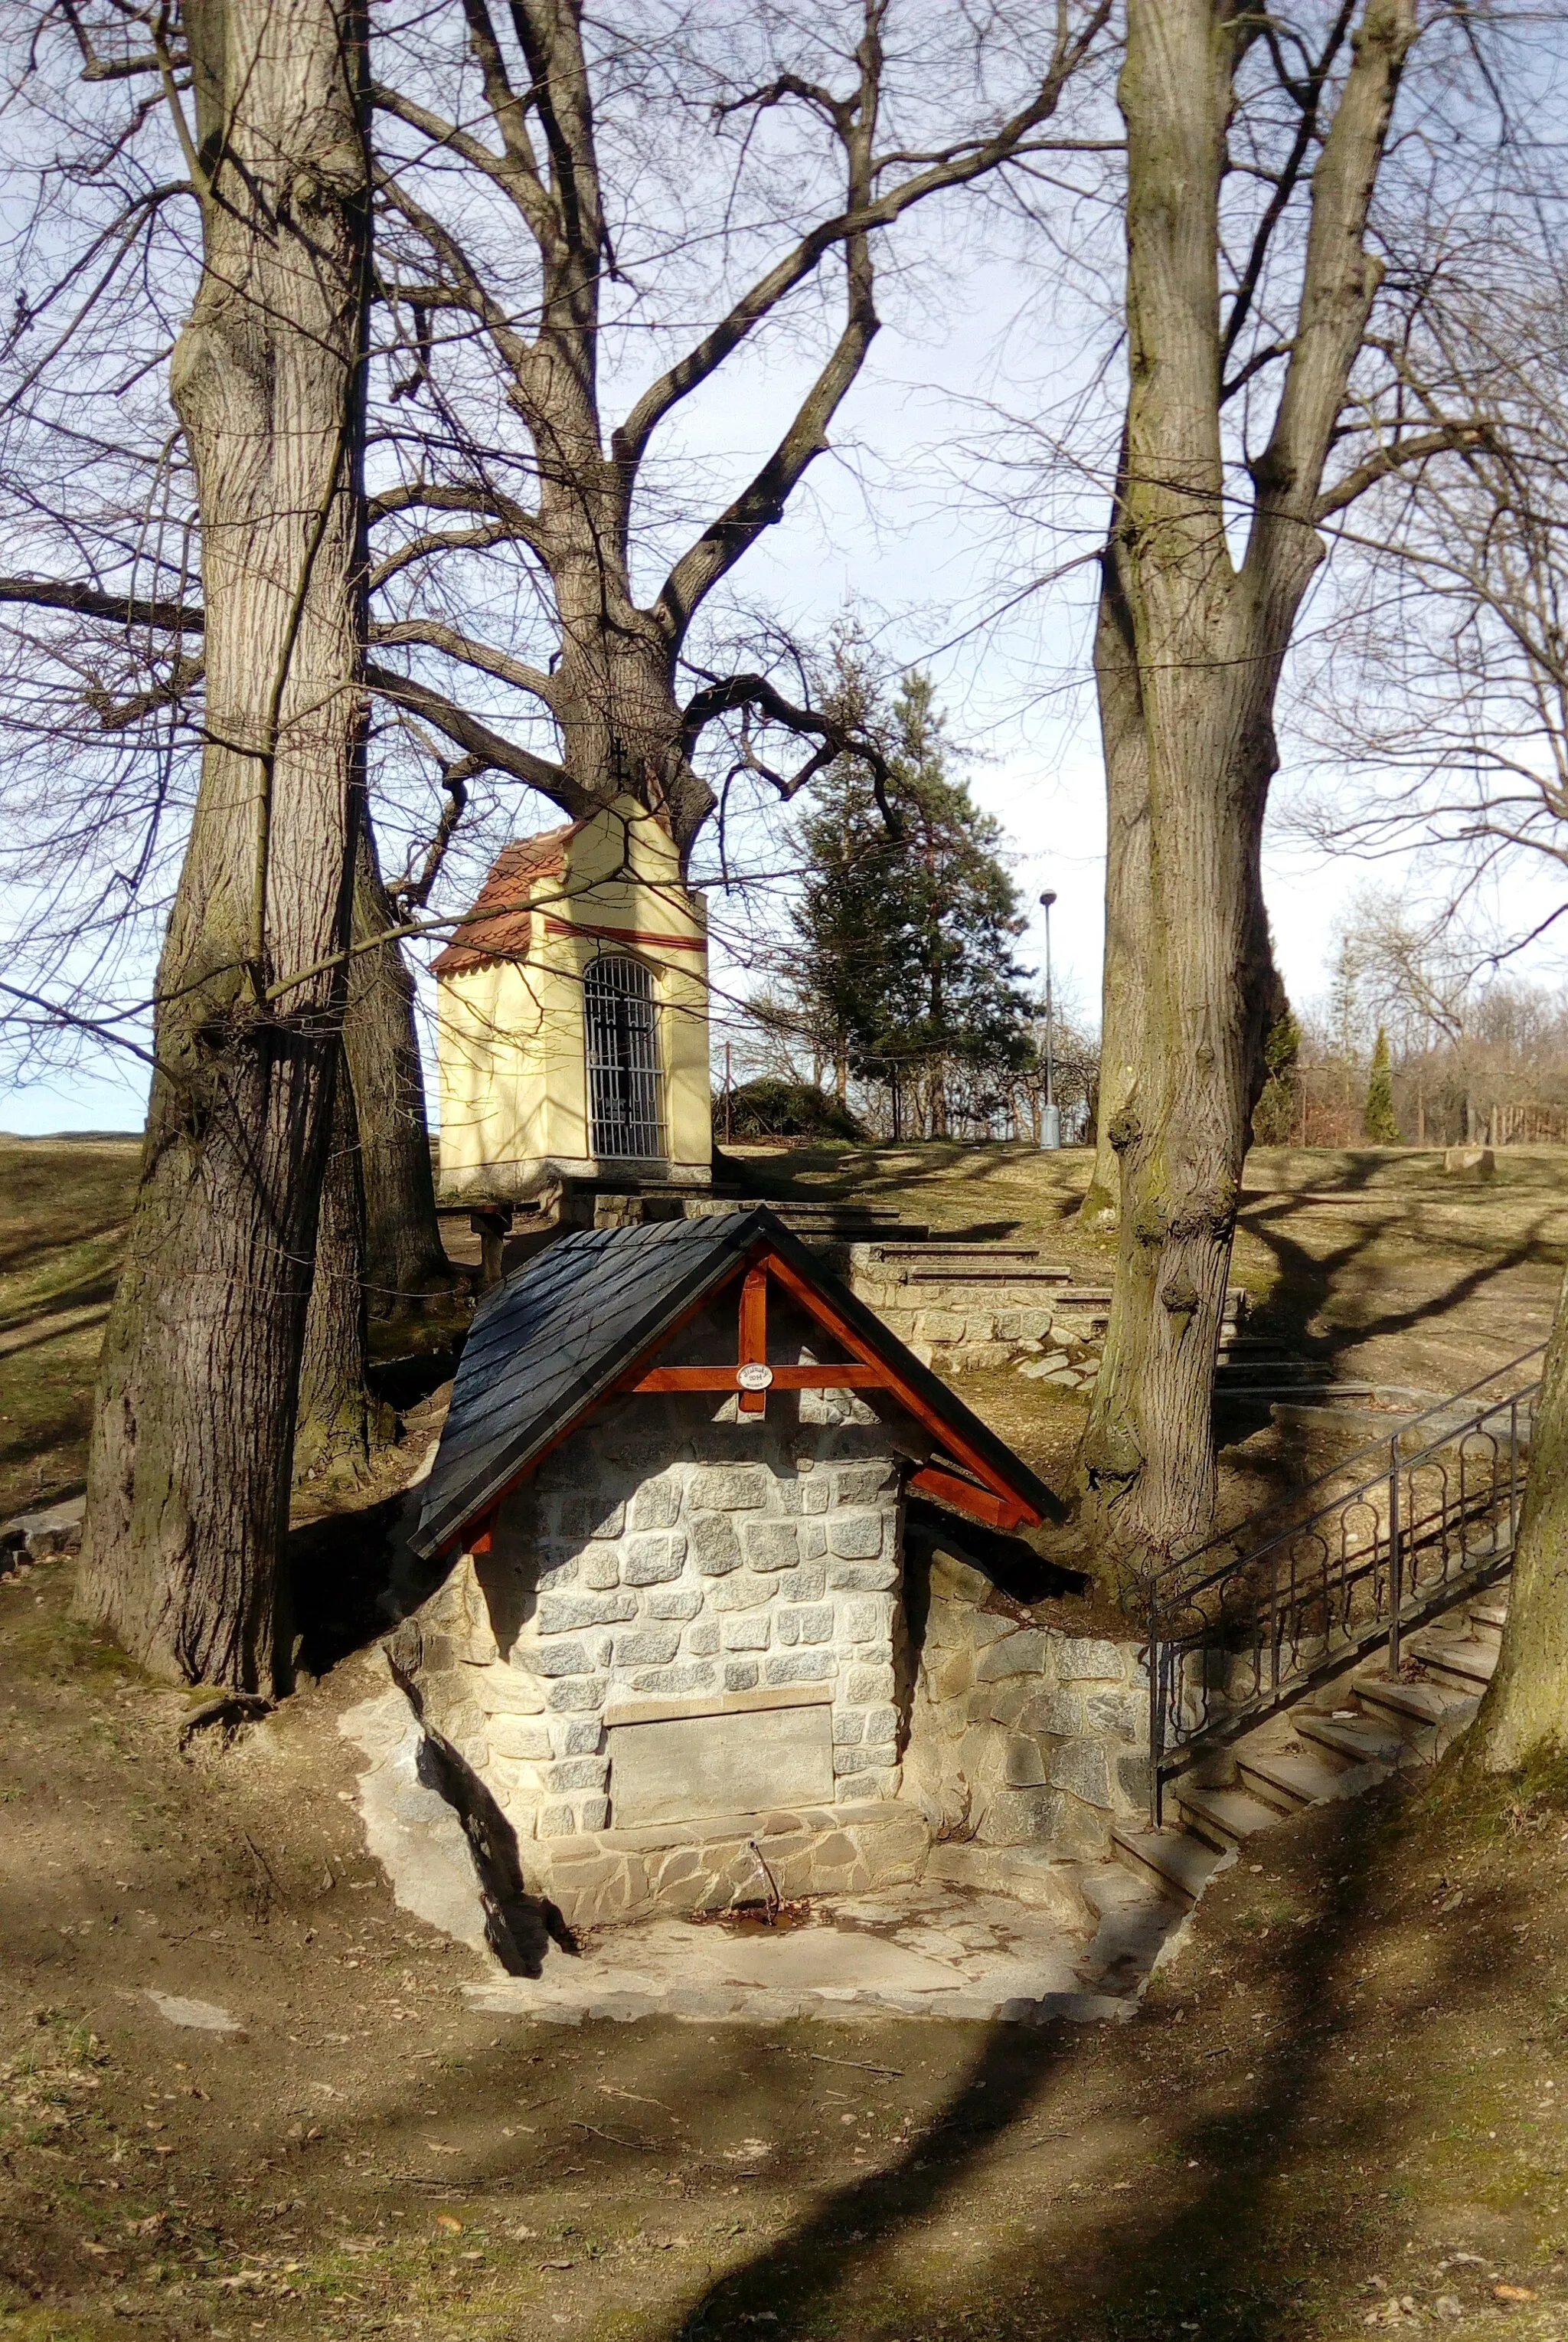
left=585, top=953, right=667, bottom=1161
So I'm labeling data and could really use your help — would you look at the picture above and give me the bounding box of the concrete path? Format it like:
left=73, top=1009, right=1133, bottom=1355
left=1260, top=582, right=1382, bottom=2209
left=465, top=1879, right=1128, bottom=2028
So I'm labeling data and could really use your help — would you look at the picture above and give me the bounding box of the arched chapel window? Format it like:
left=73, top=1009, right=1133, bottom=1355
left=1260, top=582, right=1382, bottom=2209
left=584, top=953, right=666, bottom=1161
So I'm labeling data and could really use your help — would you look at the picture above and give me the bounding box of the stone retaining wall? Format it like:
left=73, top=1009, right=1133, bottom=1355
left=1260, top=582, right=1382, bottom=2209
left=534, top=1801, right=929, bottom=1931
left=903, top=1549, right=1149, bottom=1860
left=846, top=1248, right=1104, bottom=1385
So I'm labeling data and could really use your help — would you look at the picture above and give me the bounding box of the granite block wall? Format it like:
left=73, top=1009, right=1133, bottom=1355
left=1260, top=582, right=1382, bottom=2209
left=903, top=1549, right=1150, bottom=1859
left=846, top=1247, right=1105, bottom=1385
left=397, top=1385, right=919, bottom=1845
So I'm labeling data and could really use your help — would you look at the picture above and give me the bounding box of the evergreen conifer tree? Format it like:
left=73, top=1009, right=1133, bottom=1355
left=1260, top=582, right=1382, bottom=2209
left=1251, top=1008, right=1302, bottom=1145
left=790, top=656, right=1034, bottom=1135
left=1364, top=1025, right=1401, bottom=1143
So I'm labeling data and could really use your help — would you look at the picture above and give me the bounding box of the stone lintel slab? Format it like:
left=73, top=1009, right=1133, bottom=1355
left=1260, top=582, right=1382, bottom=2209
left=600, top=1679, right=835, bottom=1729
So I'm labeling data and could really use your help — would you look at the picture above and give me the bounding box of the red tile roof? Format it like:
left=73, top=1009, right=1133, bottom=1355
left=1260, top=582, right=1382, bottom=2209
left=432, top=821, right=585, bottom=976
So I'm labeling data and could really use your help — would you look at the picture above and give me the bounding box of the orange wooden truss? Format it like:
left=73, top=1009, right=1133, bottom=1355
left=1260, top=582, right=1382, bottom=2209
left=611, top=1241, right=1043, bottom=1533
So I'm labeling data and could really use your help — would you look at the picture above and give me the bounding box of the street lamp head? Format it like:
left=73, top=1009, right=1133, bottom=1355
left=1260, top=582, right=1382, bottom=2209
left=1039, top=889, right=1057, bottom=910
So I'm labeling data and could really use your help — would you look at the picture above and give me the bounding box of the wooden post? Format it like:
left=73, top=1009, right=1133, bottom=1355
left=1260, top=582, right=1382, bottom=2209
left=738, top=1264, right=769, bottom=1415
left=470, top=1207, right=511, bottom=1290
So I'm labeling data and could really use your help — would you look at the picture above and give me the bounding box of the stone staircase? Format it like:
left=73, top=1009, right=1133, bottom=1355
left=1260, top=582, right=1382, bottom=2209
left=848, top=1238, right=1257, bottom=1383
left=1109, top=1575, right=1507, bottom=1912
left=439, top=1182, right=926, bottom=1285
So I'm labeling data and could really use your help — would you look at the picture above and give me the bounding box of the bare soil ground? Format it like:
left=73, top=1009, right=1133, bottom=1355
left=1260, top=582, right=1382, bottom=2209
left=6, top=1136, right=1568, bottom=2341
left=5, top=1550, right=1568, bottom=2342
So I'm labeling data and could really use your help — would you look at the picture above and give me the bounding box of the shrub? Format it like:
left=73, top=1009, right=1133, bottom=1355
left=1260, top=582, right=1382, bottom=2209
left=718, top=1078, right=867, bottom=1142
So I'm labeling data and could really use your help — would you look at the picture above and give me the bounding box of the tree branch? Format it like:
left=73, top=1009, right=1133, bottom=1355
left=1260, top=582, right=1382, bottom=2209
left=682, top=671, right=901, bottom=833
left=364, top=662, right=589, bottom=813
left=612, top=0, right=1112, bottom=487
left=1315, top=423, right=1491, bottom=522
left=0, top=576, right=203, bottom=630
left=1219, top=0, right=1357, bottom=375
left=368, top=619, right=557, bottom=708
left=1243, top=0, right=1419, bottom=603
left=86, top=653, right=205, bottom=729
left=390, top=756, right=476, bottom=914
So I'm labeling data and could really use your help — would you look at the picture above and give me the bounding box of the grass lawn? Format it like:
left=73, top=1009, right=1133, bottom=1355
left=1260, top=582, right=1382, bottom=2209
left=0, top=1134, right=139, bottom=1519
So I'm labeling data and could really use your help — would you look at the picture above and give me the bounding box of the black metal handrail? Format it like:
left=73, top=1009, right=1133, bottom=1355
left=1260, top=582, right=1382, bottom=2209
left=1145, top=1344, right=1546, bottom=1827
left=1158, top=1342, right=1551, bottom=1598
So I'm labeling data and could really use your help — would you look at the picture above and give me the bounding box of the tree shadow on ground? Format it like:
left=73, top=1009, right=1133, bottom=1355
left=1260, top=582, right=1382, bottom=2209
left=1240, top=1196, right=1557, bottom=1378
left=646, top=1779, right=1534, bottom=2342
left=739, top=1140, right=1085, bottom=1226
left=1210, top=1202, right=1555, bottom=1528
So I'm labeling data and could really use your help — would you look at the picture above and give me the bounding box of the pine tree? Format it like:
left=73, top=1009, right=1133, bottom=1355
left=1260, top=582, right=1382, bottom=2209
left=789, top=656, right=1035, bottom=1137
left=1251, top=1008, right=1302, bottom=1146
left=1363, top=1025, right=1400, bottom=1143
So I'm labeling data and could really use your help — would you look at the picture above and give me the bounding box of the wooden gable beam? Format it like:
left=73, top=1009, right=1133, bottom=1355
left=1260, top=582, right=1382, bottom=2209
left=442, top=1235, right=1044, bottom=1555
left=753, top=1248, right=1044, bottom=1531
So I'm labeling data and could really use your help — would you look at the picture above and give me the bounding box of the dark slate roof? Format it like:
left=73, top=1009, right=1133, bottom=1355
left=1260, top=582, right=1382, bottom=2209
left=413, top=1205, right=1061, bottom=1558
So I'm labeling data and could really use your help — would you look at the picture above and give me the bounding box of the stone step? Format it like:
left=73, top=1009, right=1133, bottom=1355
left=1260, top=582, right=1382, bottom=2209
left=1296, top=1711, right=1403, bottom=1769
left=1168, top=1781, right=1281, bottom=1852
left=871, top=1244, right=1045, bottom=1265
left=1468, top=1595, right=1509, bottom=1641
left=1077, top=1862, right=1168, bottom=1920
left=1404, top=1627, right=1498, bottom=1694
left=1110, top=1824, right=1230, bottom=1906
left=1078, top=1895, right=1188, bottom=1991
left=922, top=1842, right=1091, bottom=1928
left=893, top=1264, right=1074, bottom=1287
left=1352, top=1671, right=1472, bottom=1734
left=1235, top=1745, right=1353, bottom=1814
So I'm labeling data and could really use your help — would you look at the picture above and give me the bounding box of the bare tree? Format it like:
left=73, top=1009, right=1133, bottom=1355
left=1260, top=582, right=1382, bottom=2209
left=0, top=1, right=1116, bottom=1678
left=354, top=0, right=1113, bottom=860
left=1270, top=208, right=1568, bottom=1768
left=1073, top=0, right=1484, bottom=1570
left=70, top=0, right=371, bottom=1689
left=0, top=0, right=1115, bottom=1165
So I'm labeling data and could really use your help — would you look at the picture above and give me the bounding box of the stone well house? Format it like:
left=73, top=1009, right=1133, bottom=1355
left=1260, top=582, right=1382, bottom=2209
left=397, top=1206, right=1067, bottom=1928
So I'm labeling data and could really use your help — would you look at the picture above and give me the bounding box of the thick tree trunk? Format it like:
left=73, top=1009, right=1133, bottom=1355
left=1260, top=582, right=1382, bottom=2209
left=294, top=1058, right=392, bottom=1480
left=550, top=584, right=713, bottom=862
left=74, top=0, right=368, bottom=1691
left=1076, top=0, right=1412, bottom=1578
left=344, top=824, right=451, bottom=1313
left=1079, top=707, right=1278, bottom=1567
left=1470, top=1275, right=1568, bottom=1771
left=1080, top=551, right=1151, bottom=1233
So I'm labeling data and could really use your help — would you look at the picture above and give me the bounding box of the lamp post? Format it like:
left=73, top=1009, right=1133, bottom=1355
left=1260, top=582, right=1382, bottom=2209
left=1039, top=890, right=1060, bottom=1150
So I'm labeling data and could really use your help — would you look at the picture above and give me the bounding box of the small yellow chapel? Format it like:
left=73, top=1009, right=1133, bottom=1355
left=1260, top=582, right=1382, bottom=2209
left=432, top=797, right=713, bottom=1200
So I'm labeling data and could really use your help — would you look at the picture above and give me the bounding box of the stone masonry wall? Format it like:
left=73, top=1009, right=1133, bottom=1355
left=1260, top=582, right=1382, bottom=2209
left=400, top=1382, right=925, bottom=1846
left=903, top=1548, right=1149, bottom=1860
left=846, top=1248, right=1104, bottom=1389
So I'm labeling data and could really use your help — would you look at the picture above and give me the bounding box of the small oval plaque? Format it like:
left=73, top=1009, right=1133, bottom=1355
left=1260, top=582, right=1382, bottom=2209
left=736, top=1362, right=774, bottom=1392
